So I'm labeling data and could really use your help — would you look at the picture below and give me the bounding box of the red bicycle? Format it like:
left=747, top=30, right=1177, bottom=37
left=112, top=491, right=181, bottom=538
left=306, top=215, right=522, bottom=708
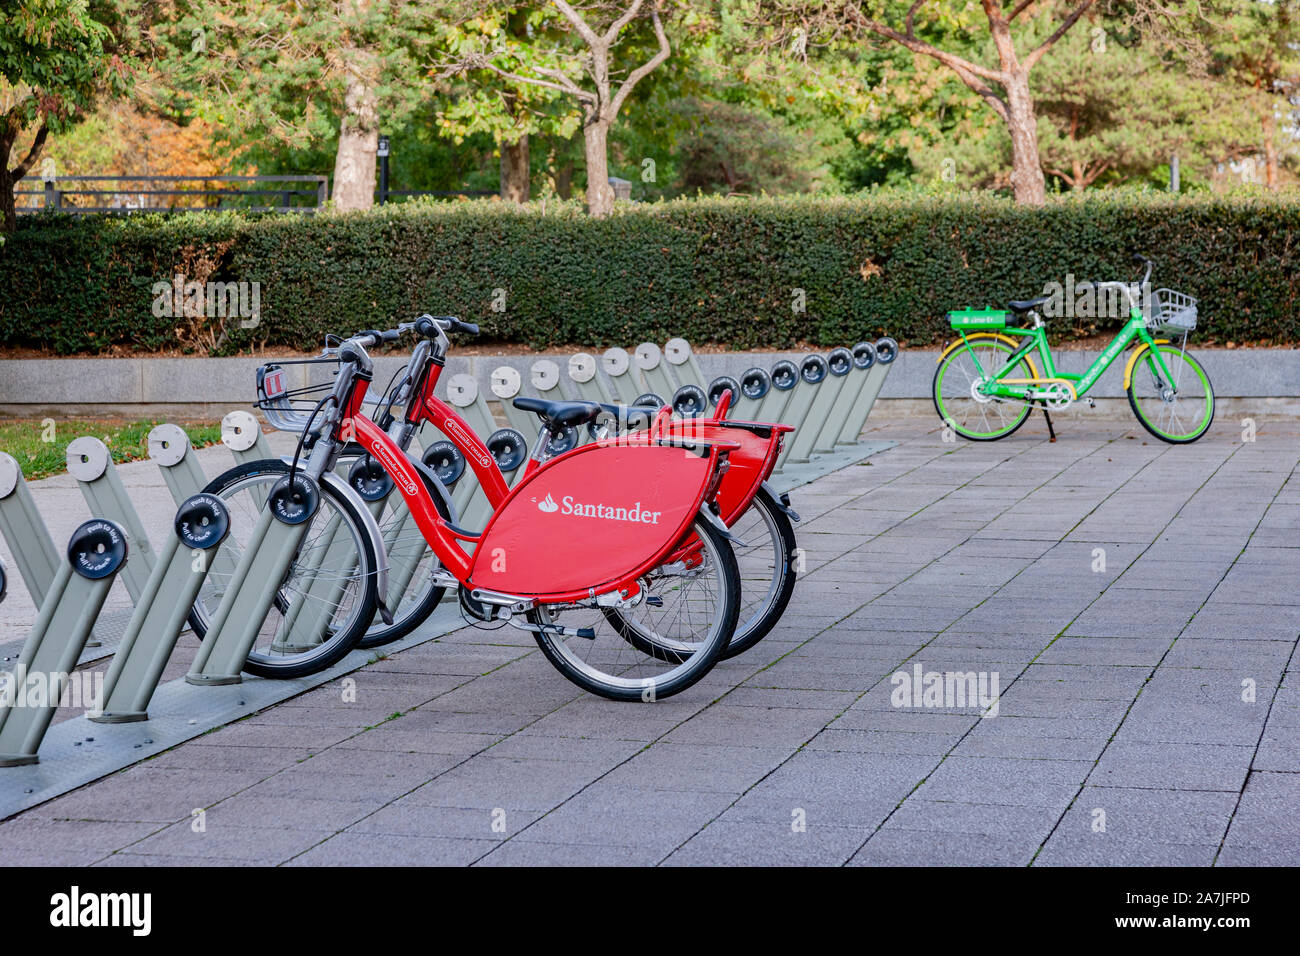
left=210, top=317, right=800, bottom=666
left=192, top=319, right=743, bottom=701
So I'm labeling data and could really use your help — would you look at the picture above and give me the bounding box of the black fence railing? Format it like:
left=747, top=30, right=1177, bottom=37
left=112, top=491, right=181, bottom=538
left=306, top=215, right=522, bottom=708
left=14, top=175, right=498, bottom=216
left=14, top=174, right=330, bottom=214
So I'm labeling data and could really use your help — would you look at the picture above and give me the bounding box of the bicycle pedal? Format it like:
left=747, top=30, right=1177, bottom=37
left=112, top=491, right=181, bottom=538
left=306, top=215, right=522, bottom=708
left=646, top=596, right=663, bottom=607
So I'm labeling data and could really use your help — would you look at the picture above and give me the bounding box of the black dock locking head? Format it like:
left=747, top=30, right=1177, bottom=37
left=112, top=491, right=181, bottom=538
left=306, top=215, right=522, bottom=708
left=486, top=428, right=528, bottom=472
left=174, top=494, right=231, bottom=550
left=673, top=384, right=708, bottom=418
left=348, top=455, right=395, bottom=502
left=708, top=376, right=741, bottom=408
left=268, top=474, right=320, bottom=525
left=545, top=424, right=580, bottom=456
left=800, top=354, right=829, bottom=385
left=67, top=519, right=129, bottom=580
left=740, top=367, right=771, bottom=401
left=827, top=347, right=854, bottom=377
left=423, top=440, right=467, bottom=487
left=770, top=360, right=798, bottom=391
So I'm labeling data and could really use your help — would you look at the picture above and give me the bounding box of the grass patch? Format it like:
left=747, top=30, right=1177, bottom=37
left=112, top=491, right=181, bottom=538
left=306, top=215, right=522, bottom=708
left=0, top=419, right=223, bottom=481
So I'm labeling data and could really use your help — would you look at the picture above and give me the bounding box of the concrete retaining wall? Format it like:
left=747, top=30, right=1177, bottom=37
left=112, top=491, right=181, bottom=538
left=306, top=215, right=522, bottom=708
left=1, top=348, right=1297, bottom=419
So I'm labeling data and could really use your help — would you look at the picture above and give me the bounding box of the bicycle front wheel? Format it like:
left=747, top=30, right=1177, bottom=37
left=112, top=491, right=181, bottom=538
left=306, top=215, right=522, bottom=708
left=933, top=336, right=1035, bottom=441
left=1127, top=344, right=1215, bottom=443
left=526, top=516, right=741, bottom=701
left=189, top=460, right=379, bottom=679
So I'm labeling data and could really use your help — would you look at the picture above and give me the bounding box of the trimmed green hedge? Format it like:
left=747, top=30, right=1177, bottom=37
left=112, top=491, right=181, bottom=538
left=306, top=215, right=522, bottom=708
left=2, top=193, right=1297, bottom=356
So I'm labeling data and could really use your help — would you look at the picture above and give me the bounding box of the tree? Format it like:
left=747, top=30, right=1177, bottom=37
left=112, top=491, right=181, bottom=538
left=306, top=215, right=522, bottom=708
left=746, top=0, right=1105, bottom=203
left=1201, top=0, right=1300, bottom=188
left=0, top=0, right=129, bottom=232
left=167, top=0, right=435, bottom=210
left=447, top=0, right=675, bottom=216
left=1026, top=23, right=1253, bottom=190
left=435, top=6, right=578, bottom=203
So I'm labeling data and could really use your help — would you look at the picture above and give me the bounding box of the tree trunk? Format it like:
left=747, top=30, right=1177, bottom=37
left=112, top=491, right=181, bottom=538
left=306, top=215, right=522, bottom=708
left=582, top=118, right=615, bottom=218
left=0, top=164, right=16, bottom=235
left=1004, top=71, right=1046, bottom=205
left=0, top=120, right=19, bottom=234
left=1263, top=108, right=1279, bottom=189
left=332, top=44, right=379, bottom=211
left=552, top=163, right=574, bottom=200
left=500, top=135, right=530, bottom=203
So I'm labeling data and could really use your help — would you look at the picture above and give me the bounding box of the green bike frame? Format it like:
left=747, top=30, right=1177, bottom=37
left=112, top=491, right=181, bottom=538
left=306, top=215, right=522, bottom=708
left=961, top=310, right=1178, bottom=403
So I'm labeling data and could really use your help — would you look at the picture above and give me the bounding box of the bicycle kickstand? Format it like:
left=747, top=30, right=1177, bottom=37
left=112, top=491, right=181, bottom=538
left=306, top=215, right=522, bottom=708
left=1040, top=404, right=1057, bottom=443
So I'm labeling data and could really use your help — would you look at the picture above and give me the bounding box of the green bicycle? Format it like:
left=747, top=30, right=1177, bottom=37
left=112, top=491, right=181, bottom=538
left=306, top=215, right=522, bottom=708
left=933, top=255, right=1214, bottom=444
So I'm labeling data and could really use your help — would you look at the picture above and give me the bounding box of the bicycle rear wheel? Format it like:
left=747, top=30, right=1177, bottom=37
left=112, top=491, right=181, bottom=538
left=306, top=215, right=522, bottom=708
left=933, top=337, right=1035, bottom=441
left=605, top=487, right=796, bottom=660
left=525, top=516, right=740, bottom=701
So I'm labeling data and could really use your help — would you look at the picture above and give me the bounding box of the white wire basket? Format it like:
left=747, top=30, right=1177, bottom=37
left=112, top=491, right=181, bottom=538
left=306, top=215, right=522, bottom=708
left=1147, top=288, right=1198, bottom=333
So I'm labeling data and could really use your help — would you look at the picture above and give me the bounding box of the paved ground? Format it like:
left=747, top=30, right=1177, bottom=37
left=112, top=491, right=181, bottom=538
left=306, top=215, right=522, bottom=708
left=1, top=414, right=1297, bottom=866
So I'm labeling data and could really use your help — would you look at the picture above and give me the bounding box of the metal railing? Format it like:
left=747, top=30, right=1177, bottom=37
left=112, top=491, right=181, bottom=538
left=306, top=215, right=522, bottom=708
left=13, top=175, right=503, bottom=215
left=14, top=174, right=330, bottom=214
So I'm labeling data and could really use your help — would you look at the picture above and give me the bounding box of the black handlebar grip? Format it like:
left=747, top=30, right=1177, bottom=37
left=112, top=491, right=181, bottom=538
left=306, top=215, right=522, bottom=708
left=381, top=328, right=401, bottom=342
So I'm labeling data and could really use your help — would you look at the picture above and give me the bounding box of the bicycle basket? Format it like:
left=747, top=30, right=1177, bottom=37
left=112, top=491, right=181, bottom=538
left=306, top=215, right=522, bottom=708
left=255, top=356, right=343, bottom=434
left=1147, top=289, right=1198, bottom=333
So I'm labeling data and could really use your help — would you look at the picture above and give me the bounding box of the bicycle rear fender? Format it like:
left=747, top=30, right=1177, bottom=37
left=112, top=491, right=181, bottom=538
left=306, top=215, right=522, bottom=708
left=650, top=419, right=788, bottom=525
left=468, top=439, right=730, bottom=600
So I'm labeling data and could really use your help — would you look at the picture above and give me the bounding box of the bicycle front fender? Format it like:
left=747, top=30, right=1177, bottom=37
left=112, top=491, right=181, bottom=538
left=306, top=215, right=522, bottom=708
left=318, top=469, right=389, bottom=605
left=1122, top=339, right=1171, bottom=389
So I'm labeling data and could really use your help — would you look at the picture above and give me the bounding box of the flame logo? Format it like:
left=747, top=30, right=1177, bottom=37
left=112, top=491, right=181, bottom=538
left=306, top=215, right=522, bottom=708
left=536, top=493, right=559, bottom=513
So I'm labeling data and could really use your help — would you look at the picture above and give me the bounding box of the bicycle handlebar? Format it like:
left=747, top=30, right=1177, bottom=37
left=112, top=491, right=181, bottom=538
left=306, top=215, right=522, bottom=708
left=414, top=314, right=479, bottom=338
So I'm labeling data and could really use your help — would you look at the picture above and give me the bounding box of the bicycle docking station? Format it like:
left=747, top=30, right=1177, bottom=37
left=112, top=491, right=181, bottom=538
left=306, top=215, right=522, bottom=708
left=187, top=475, right=317, bottom=685
left=634, top=342, right=678, bottom=403
left=89, top=495, right=229, bottom=722
left=665, top=337, right=708, bottom=393
left=735, top=367, right=770, bottom=420
left=601, top=347, right=637, bottom=403
left=0, top=326, right=900, bottom=811
left=776, top=354, right=829, bottom=470
left=0, top=520, right=127, bottom=766
left=66, top=437, right=157, bottom=603
left=786, top=348, right=852, bottom=464
left=493, top=365, right=537, bottom=437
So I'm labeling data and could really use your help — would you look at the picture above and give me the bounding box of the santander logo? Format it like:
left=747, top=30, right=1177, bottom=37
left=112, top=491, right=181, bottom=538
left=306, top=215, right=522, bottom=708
left=443, top=418, right=493, bottom=468
left=533, top=492, right=662, bottom=524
